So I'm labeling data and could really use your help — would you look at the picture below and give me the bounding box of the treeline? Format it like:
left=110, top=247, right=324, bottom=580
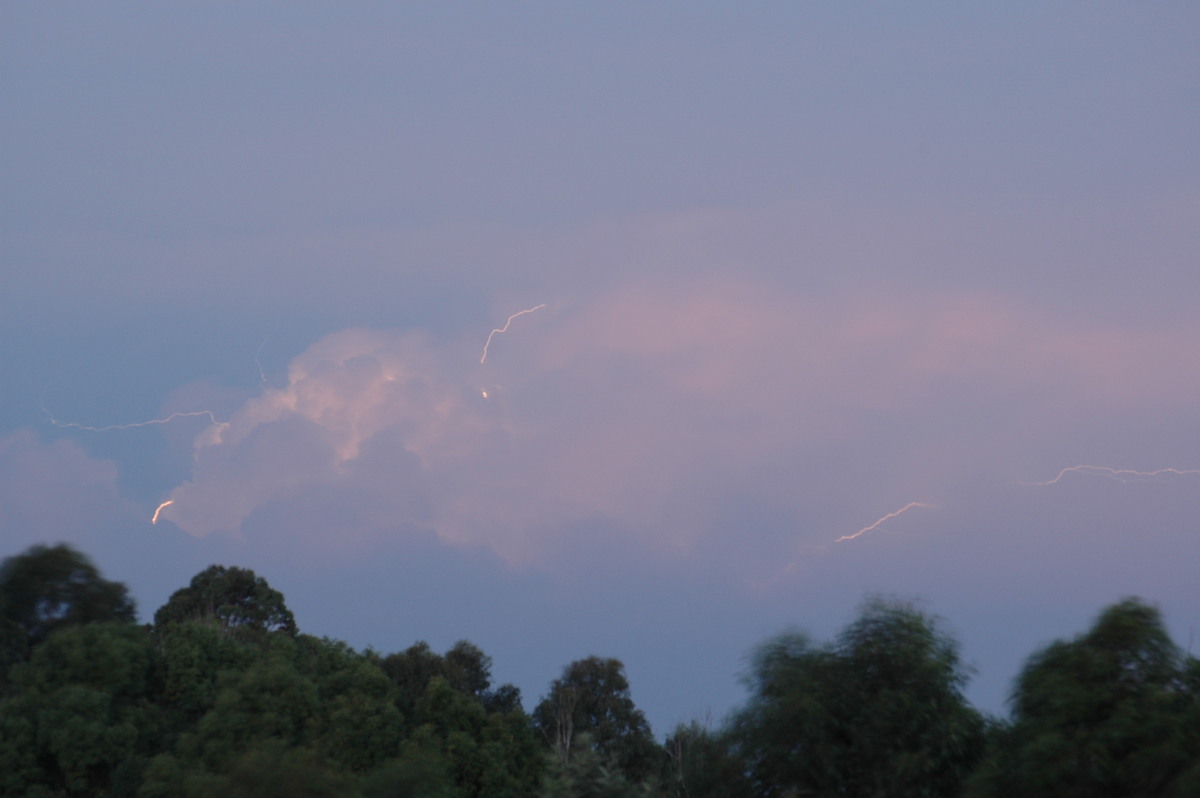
left=1, top=544, right=1198, bottom=797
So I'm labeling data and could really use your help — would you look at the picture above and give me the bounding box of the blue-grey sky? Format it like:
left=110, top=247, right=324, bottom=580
left=3, top=3, right=1199, bottom=733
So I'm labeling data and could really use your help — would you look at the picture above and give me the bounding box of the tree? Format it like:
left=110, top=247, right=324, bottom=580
left=155, top=620, right=254, bottom=726
left=732, top=597, right=986, bottom=798
left=358, top=733, right=462, bottom=798
left=541, top=732, right=656, bottom=798
left=294, top=635, right=404, bottom=774
left=190, top=655, right=320, bottom=764
left=660, top=720, right=751, bottom=798
left=0, top=622, right=160, bottom=797
left=140, top=739, right=352, bottom=798
left=380, top=640, right=447, bottom=716
left=408, top=676, right=544, bottom=798
left=445, top=639, right=492, bottom=698
left=154, top=565, right=296, bottom=638
left=0, top=543, right=136, bottom=679
left=534, top=656, right=659, bottom=784
left=967, top=598, right=1200, bottom=798
left=380, top=638, right=521, bottom=718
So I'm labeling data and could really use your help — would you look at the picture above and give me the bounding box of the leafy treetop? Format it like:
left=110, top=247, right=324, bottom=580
left=154, top=564, right=296, bottom=637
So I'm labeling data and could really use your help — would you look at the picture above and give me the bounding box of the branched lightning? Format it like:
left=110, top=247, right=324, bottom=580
left=480, top=304, right=546, bottom=364
left=835, top=502, right=937, bottom=543
left=42, top=399, right=227, bottom=433
left=151, top=500, right=174, bottom=525
left=1022, top=465, right=1200, bottom=487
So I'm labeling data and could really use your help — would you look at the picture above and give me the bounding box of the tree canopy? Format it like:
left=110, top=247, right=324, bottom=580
left=153, top=564, right=296, bottom=638
left=732, top=597, right=987, bottom=798
left=967, top=598, right=1200, bottom=797
left=0, top=543, right=136, bottom=681
left=1, top=542, right=1196, bottom=797
left=534, top=655, right=660, bottom=785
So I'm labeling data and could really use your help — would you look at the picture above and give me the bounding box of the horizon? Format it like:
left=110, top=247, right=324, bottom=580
left=3, top=2, right=1198, bottom=735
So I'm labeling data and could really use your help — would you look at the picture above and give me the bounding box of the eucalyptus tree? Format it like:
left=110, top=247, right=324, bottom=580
left=660, top=720, right=752, bottom=798
left=154, top=564, right=296, bottom=638
left=0, top=622, right=160, bottom=797
left=1, top=543, right=136, bottom=681
left=967, top=598, right=1200, bottom=797
left=732, top=597, right=986, bottom=798
left=534, top=656, right=659, bottom=785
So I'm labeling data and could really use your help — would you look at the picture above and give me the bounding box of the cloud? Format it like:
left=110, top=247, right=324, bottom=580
left=0, top=429, right=142, bottom=552
left=154, top=277, right=1200, bottom=571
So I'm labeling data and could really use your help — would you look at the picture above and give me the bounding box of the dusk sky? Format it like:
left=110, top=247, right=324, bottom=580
left=3, top=3, right=1199, bottom=733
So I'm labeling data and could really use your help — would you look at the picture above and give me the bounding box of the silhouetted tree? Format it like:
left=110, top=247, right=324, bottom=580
left=967, top=598, right=1200, bottom=797
left=154, top=564, right=296, bottom=638
left=541, top=732, right=657, bottom=798
left=0, top=543, right=136, bottom=680
left=445, top=639, right=492, bottom=698
left=380, top=640, right=446, bottom=715
left=732, top=597, right=986, bottom=798
left=0, top=622, right=160, bottom=796
left=295, top=635, right=404, bottom=774
left=660, top=720, right=751, bottom=798
left=535, top=656, right=659, bottom=784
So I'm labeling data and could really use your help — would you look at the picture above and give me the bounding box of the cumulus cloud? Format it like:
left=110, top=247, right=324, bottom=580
left=155, top=277, right=1200, bottom=569
left=0, top=429, right=143, bottom=551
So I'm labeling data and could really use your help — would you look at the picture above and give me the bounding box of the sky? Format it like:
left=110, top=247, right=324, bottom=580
left=2, top=3, right=1199, bottom=733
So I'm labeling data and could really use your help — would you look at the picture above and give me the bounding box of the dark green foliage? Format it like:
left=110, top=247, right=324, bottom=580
left=478, top=705, right=545, bottom=796
left=445, top=639, right=493, bottom=697
left=155, top=620, right=254, bottom=726
left=409, top=675, right=544, bottom=797
left=660, top=721, right=752, bottom=798
left=485, top=681, right=524, bottom=715
left=295, top=636, right=405, bottom=773
left=211, top=740, right=353, bottom=798
left=381, top=640, right=448, bottom=715
left=0, top=623, right=160, bottom=797
left=967, top=598, right=1200, bottom=798
left=5, top=543, right=1195, bottom=797
left=143, top=652, right=338, bottom=793
left=380, top=638, right=525, bottom=721
left=359, top=732, right=462, bottom=798
left=140, top=740, right=352, bottom=798
left=18, top=620, right=154, bottom=700
left=188, top=655, right=320, bottom=767
left=0, top=543, right=136, bottom=680
left=732, top=597, right=987, bottom=798
left=534, top=656, right=660, bottom=785
left=542, top=732, right=661, bottom=798
left=142, top=626, right=541, bottom=797
left=153, top=564, right=296, bottom=638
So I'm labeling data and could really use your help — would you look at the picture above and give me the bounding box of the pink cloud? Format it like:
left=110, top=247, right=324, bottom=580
left=154, top=278, right=1200, bottom=570
left=0, top=429, right=142, bottom=551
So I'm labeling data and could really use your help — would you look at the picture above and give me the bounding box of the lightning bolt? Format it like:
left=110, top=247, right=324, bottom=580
left=480, top=304, right=546, bottom=364
left=835, top=501, right=937, bottom=543
left=151, top=499, right=174, bottom=525
left=43, top=399, right=227, bottom=433
left=1023, top=465, right=1200, bottom=486
left=254, top=331, right=276, bottom=390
